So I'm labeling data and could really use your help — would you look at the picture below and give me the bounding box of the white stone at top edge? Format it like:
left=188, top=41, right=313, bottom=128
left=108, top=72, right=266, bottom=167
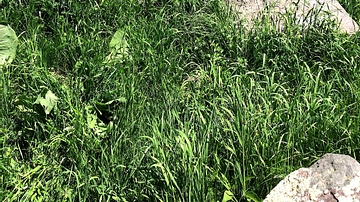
left=228, top=0, right=359, bottom=34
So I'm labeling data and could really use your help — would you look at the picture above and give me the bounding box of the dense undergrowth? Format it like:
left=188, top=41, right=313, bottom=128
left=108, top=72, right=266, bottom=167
left=1, top=0, right=360, bottom=201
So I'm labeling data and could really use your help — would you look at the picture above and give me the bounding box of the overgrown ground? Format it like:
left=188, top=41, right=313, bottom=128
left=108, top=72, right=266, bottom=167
left=1, top=0, right=360, bottom=201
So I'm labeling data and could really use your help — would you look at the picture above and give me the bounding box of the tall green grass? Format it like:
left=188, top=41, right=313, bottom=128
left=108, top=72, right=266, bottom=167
left=1, top=0, right=360, bottom=201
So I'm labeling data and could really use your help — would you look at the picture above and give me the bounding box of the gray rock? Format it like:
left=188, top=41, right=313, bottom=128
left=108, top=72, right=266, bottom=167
left=264, top=153, right=360, bottom=202
left=228, top=0, right=359, bottom=34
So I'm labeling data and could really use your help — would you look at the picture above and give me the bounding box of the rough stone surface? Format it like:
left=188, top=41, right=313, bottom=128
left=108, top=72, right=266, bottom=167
left=264, top=153, right=360, bottom=202
left=228, top=0, right=359, bottom=34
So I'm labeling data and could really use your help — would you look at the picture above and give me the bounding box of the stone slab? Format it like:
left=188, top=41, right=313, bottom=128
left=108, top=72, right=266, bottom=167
left=264, top=153, right=360, bottom=202
left=227, top=0, right=359, bottom=34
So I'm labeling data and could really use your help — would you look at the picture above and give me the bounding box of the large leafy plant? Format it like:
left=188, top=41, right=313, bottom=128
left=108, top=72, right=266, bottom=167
left=0, top=25, right=18, bottom=66
left=105, top=29, right=132, bottom=63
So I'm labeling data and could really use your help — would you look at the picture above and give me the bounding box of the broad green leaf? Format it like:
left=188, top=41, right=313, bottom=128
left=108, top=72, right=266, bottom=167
left=107, top=29, right=132, bottom=63
left=109, top=29, right=127, bottom=50
left=87, top=113, right=97, bottom=129
left=222, top=190, right=234, bottom=202
left=0, top=25, right=18, bottom=65
left=243, top=191, right=262, bottom=202
left=96, top=97, right=126, bottom=107
left=34, top=90, right=59, bottom=115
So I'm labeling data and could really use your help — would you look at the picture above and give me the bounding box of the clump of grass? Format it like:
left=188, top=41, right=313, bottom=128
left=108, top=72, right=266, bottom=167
left=1, top=0, right=360, bottom=201
left=338, top=0, right=360, bottom=22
